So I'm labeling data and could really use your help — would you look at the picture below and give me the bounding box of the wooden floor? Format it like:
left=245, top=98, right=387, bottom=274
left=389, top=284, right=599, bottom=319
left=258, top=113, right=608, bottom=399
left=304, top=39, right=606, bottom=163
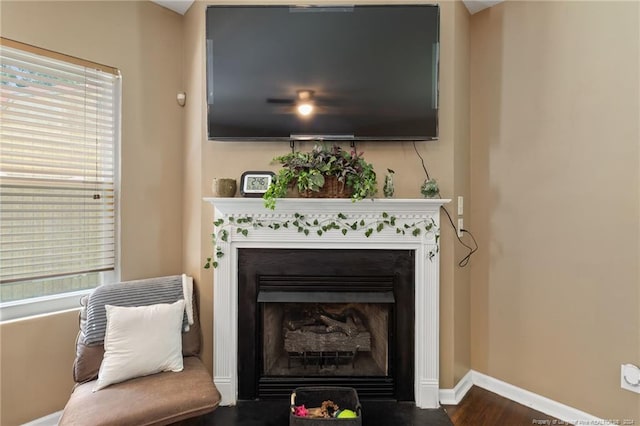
left=443, top=386, right=564, bottom=426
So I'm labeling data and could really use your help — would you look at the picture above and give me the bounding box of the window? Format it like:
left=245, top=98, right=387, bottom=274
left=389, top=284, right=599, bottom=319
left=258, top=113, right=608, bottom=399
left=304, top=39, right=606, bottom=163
left=0, top=38, right=121, bottom=320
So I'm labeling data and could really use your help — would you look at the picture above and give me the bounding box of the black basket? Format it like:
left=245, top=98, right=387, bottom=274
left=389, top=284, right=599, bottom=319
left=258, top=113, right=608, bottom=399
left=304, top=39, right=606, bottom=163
left=290, top=386, right=362, bottom=425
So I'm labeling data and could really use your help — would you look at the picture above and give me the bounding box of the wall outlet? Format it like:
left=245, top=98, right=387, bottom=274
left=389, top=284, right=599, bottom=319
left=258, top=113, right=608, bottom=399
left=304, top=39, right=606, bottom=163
left=457, top=196, right=464, bottom=216
left=621, top=364, right=640, bottom=394
left=457, top=218, right=464, bottom=238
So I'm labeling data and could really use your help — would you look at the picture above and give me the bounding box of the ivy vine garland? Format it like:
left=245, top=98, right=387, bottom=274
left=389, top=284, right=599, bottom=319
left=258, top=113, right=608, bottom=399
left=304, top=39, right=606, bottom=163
left=204, top=212, right=439, bottom=269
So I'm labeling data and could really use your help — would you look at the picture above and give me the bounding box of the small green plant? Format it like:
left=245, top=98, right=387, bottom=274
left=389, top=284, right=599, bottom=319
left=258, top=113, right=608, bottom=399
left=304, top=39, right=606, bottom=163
left=420, top=178, right=440, bottom=198
left=263, top=144, right=377, bottom=209
left=203, top=211, right=439, bottom=269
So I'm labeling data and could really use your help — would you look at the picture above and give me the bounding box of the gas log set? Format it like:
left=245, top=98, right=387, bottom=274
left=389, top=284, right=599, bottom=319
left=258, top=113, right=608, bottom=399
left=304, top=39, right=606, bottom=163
left=283, top=305, right=371, bottom=370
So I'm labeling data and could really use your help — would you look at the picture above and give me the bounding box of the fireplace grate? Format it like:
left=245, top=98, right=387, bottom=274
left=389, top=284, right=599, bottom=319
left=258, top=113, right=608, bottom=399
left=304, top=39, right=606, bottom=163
left=258, top=376, right=395, bottom=399
left=287, top=351, right=357, bottom=369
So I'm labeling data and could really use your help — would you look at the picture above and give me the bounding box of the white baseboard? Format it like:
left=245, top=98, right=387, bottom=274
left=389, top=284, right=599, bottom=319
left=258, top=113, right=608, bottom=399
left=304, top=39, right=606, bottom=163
left=471, top=371, right=616, bottom=425
left=439, top=370, right=614, bottom=425
left=21, top=410, right=62, bottom=426
left=439, top=369, right=474, bottom=405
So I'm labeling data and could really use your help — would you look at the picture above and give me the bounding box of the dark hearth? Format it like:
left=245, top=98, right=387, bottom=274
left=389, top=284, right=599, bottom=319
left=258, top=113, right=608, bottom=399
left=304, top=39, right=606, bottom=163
left=237, top=249, right=415, bottom=401
left=179, top=400, right=454, bottom=426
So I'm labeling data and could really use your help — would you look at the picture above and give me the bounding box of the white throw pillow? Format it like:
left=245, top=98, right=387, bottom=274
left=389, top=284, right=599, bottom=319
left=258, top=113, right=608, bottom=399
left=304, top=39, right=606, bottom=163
left=93, top=299, right=185, bottom=391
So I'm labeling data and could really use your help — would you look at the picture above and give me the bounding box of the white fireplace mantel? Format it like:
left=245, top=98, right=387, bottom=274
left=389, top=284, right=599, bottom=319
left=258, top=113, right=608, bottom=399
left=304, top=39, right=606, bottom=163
left=204, top=197, right=449, bottom=408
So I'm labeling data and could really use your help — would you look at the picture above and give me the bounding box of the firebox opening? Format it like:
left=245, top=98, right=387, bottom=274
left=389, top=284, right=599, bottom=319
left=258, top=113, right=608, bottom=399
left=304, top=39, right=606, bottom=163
left=261, top=302, right=390, bottom=377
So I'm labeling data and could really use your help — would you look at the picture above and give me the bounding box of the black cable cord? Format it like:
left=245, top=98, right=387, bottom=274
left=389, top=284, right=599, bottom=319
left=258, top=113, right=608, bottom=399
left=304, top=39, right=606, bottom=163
left=412, top=141, right=478, bottom=267
left=412, top=141, right=430, bottom=181
left=440, top=204, right=478, bottom=267
left=459, top=229, right=478, bottom=267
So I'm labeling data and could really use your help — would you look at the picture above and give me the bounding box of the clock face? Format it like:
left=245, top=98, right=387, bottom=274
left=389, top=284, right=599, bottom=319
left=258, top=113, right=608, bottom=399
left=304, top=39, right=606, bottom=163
left=240, top=172, right=274, bottom=197
left=245, top=175, right=270, bottom=191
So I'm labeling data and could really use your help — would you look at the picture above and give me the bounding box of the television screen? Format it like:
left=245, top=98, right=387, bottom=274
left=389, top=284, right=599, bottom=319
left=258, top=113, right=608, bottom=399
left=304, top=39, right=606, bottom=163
left=206, top=5, right=439, bottom=141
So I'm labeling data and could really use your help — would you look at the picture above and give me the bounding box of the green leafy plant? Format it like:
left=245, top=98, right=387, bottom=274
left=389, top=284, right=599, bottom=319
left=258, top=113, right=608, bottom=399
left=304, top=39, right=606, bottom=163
left=263, top=144, right=377, bottom=209
left=420, top=178, right=440, bottom=198
left=203, top=211, right=439, bottom=269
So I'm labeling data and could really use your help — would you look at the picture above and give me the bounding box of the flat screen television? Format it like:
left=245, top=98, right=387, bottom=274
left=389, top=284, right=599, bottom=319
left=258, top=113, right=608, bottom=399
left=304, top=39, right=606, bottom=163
left=206, top=5, right=439, bottom=141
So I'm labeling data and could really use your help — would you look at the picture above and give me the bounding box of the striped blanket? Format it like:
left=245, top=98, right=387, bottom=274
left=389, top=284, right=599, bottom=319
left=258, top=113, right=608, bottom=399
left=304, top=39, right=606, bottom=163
left=83, top=275, right=192, bottom=345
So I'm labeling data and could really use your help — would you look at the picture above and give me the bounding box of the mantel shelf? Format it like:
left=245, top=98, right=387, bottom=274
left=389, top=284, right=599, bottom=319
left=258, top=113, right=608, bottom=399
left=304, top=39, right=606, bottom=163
left=204, top=197, right=450, bottom=216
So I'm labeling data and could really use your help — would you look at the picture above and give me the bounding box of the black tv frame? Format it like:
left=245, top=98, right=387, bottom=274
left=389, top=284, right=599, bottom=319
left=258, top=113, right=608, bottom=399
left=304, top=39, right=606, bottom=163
left=206, top=4, right=440, bottom=142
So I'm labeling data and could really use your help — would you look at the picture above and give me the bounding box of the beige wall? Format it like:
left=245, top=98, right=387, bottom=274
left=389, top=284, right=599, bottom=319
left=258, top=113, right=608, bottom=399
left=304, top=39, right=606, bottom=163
left=3, top=0, right=638, bottom=422
left=0, top=1, right=473, bottom=423
left=0, top=311, right=79, bottom=424
left=182, top=0, right=472, bottom=391
left=470, top=1, right=640, bottom=421
left=0, top=1, right=184, bottom=424
left=451, top=0, right=471, bottom=385
left=5, top=1, right=640, bottom=425
left=8, top=0, right=633, bottom=423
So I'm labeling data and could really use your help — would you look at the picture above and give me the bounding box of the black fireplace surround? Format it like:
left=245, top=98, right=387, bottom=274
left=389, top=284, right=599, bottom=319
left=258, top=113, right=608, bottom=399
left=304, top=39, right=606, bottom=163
left=237, top=248, right=415, bottom=401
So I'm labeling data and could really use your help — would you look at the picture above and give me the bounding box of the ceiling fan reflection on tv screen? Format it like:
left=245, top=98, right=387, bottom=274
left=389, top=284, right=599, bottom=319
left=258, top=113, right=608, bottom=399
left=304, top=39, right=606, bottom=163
left=267, top=90, right=343, bottom=117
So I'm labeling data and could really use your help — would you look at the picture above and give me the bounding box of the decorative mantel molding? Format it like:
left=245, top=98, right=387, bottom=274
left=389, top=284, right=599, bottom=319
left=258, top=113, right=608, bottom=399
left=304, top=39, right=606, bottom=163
left=204, top=197, right=449, bottom=408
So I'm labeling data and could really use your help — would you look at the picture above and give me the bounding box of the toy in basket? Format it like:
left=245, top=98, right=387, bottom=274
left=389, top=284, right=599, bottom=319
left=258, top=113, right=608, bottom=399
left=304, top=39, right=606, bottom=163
left=290, top=387, right=362, bottom=425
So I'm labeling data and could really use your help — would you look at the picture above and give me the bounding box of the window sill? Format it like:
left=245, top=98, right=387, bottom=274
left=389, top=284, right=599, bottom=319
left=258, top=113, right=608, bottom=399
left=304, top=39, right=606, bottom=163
left=0, top=290, right=91, bottom=322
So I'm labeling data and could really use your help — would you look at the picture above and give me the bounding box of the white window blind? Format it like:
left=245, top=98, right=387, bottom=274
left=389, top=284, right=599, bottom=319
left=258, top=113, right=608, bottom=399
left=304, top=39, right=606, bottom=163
left=0, top=40, right=120, bottom=298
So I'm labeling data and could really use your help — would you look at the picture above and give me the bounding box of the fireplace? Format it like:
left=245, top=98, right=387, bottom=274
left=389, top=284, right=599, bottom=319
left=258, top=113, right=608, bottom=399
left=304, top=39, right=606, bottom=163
left=237, top=249, right=414, bottom=400
left=205, top=198, right=447, bottom=408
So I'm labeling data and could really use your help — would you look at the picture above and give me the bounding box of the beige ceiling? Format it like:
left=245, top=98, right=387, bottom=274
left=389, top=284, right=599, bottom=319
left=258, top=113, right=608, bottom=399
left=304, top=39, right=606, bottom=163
left=150, top=0, right=503, bottom=16
left=150, top=0, right=193, bottom=15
